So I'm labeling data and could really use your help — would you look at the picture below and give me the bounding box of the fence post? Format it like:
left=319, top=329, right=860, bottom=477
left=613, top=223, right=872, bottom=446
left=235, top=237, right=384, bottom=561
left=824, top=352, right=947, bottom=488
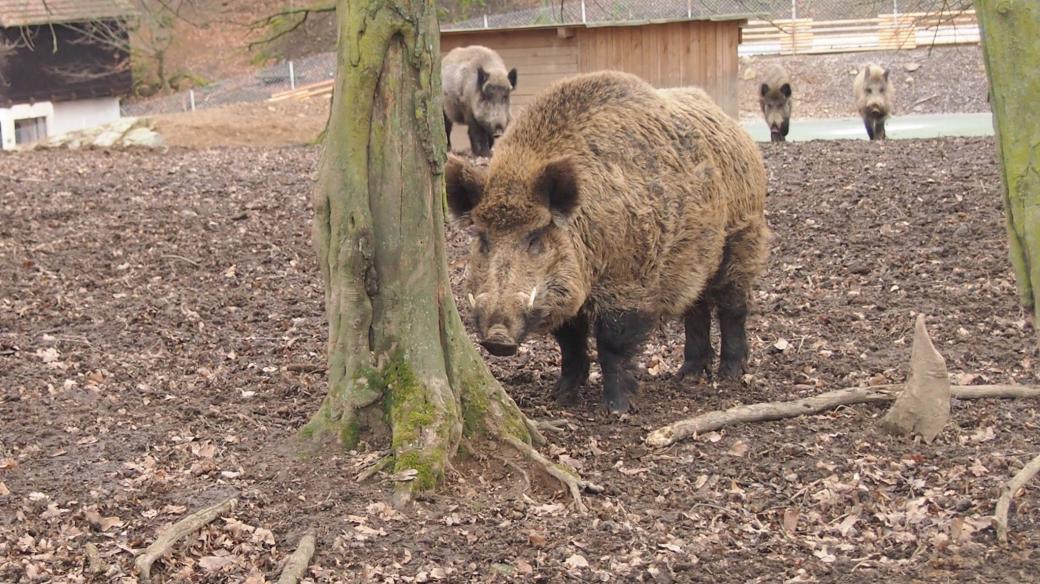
left=289, top=61, right=296, bottom=90
left=581, top=0, right=586, bottom=24
left=189, top=89, right=196, bottom=112
left=483, top=12, right=488, bottom=28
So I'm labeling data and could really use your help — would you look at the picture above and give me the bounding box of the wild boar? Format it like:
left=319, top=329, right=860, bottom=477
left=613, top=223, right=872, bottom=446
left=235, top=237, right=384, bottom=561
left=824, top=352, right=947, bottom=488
left=758, top=64, right=792, bottom=142
left=442, top=45, right=517, bottom=157
left=445, top=71, right=769, bottom=413
left=854, top=63, right=893, bottom=140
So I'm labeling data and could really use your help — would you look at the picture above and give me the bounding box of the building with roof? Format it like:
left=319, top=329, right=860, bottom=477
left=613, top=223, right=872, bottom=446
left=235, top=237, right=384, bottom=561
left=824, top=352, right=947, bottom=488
left=1, top=0, right=134, bottom=149
left=440, top=0, right=757, bottom=151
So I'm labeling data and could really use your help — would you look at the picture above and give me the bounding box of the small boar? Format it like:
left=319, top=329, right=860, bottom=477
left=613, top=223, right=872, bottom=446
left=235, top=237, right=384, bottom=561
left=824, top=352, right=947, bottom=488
left=442, top=45, right=517, bottom=157
left=854, top=63, right=893, bottom=140
left=758, top=64, right=792, bottom=142
left=446, top=71, right=769, bottom=413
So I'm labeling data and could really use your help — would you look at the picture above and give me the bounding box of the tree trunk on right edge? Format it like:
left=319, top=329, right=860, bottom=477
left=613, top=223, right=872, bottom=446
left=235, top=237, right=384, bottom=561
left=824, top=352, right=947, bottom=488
left=976, top=0, right=1040, bottom=349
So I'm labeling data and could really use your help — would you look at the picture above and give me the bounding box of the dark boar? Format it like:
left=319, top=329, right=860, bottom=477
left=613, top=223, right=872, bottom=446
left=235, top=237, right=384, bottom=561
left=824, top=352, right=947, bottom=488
left=854, top=63, right=893, bottom=140
left=445, top=71, right=769, bottom=413
left=758, top=64, right=792, bottom=142
left=442, top=45, right=517, bottom=157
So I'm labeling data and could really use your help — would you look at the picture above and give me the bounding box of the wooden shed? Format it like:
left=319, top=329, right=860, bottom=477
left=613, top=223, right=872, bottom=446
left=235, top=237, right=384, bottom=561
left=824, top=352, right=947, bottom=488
left=441, top=15, right=746, bottom=149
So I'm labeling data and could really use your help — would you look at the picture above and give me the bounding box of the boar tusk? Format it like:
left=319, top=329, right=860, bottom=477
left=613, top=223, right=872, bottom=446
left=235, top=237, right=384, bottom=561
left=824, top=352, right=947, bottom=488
left=527, top=286, right=538, bottom=308
left=467, top=293, right=476, bottom=309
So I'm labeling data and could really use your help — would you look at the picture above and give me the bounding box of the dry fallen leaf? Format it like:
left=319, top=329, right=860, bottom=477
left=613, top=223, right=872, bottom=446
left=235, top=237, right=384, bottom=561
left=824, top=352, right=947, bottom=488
left=0, top=481, right=9, bottom=496
left=782, top=508, right=799, bottom=533
left=564, top=553, right=589, bottom=570
left=727, top=440, right=749, bottom=457
left=198, top=555, right=235, bottom=572
left=528, top=530, right=547, bottom=547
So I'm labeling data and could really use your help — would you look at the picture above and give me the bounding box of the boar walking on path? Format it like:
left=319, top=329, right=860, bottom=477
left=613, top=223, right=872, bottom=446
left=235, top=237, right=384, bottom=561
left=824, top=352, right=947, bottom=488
left=446, top=71, right=769, bottom=413
left=759, top=64, right=792, bottom=142
left=442, top=45, right=517, bottom=157
left=854, top=63, right=893, bottom=140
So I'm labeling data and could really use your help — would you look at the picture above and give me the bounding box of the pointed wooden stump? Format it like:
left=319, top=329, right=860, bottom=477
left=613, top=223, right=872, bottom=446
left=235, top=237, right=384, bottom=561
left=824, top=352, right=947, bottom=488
left=880, top=315, right=951, bottom=443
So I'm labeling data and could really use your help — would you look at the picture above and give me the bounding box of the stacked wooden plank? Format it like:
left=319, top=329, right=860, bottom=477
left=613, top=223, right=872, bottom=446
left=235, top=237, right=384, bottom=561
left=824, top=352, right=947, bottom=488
left=269, top=79, right=334, bottom=102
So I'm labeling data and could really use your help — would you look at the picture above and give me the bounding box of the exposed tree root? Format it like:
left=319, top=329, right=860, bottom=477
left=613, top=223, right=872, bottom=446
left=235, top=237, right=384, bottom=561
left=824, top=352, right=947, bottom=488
left=134, top=496, right=237, bottom=584
left=355, top=455, right=394, bottom=482
left=647, top=384, right=1040, bottom=447
left=995, top=453, right=1040, bottom=544
left=277, top=531, right=317, bottom=584
left=501, top=434, right=602, bottom=513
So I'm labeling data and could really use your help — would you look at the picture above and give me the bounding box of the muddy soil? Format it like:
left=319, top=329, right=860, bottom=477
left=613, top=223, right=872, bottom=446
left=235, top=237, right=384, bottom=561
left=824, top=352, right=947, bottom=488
left=1, top=138, right=1038, bottom=583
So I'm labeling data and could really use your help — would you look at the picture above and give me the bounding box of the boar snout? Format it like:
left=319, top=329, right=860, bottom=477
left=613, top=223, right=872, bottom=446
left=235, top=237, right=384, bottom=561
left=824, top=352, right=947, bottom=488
left=480, top=324, right=518, bottom=356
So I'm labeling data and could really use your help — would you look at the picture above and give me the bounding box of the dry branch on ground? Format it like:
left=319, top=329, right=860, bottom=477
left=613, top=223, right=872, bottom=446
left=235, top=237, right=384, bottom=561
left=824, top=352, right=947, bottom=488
left=995, top=453, right=1040, bottom=544
left=134, top=497, right=237, bottom=583
left=647, top=384, right=1040, bottom=447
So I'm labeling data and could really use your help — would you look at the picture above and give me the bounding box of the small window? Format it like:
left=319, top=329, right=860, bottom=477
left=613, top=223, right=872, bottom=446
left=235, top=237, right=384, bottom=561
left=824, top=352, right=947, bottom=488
left=14, top=117, right=47, bottom=145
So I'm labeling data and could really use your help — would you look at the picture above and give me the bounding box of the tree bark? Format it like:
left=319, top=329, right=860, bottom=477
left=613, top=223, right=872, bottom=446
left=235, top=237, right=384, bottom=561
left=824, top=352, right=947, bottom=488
left=305, top=0, right=580, bottom=507
left=976, top=1, right=1040, bottom=345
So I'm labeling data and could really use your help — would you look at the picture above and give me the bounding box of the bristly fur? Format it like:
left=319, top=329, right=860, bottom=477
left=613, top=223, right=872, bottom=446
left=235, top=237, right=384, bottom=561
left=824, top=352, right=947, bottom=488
left=854, top=63, right=893, bottom=139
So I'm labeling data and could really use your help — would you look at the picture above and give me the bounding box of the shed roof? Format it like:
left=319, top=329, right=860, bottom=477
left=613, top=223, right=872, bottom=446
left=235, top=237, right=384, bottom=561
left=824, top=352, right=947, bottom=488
left=443, top=0, right=765, bottom=32
left=0, top=0, right=136, bottom=27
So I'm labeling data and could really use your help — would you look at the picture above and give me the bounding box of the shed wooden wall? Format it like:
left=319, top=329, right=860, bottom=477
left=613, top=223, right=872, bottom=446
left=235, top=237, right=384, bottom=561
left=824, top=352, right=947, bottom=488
left=440, top=20, right=741, bottom=150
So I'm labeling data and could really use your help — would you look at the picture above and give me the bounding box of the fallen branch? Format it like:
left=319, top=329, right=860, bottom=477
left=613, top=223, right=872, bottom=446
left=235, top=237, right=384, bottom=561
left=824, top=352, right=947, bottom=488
left=134, top=496, right=237, bottom=584
left=277, top=531, right=316, bottom=584
left=647, top=384, right=1040, bottom=447
left=995, top=452, right=1040, bottom=544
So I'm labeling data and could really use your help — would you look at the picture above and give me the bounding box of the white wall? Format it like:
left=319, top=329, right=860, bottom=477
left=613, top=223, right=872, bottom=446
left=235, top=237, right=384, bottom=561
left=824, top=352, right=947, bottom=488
left=50, top=97, right=122, bottom=136
left=0, top=97, right=121, bottom=150
left=0, top=102, right=55, bottom=150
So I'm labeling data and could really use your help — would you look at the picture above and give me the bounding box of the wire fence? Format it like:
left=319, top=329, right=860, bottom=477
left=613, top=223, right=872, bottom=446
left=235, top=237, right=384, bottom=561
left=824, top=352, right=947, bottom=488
left=442, top=0, right=971, bottom=30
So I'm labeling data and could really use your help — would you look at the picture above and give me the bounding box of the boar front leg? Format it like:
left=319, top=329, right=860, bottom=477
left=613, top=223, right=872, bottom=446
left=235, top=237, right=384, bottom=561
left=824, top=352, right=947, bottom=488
left=595, top=311, right=652, bottom=414
left=551, top=312, right=590, bottom=405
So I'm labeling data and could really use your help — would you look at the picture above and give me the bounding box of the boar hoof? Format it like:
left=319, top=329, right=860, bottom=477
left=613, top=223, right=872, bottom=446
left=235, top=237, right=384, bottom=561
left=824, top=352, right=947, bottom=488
left=552, top=382, right=580, bottom=406
left=602, top=373, right=638, bottom=414
left=716, top=359, right=746, bottom=380
left=677, top=358, right=713, bottom=381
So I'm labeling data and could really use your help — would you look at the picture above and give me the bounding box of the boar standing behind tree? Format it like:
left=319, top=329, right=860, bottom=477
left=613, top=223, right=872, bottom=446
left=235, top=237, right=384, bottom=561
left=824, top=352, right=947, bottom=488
left=854, top=63, right=893, bottom=140
left=759, top=63, right=792, bottom=142
left=442, top=45, right=517, bottom=157
left=446, top=71, right=769, bottom=413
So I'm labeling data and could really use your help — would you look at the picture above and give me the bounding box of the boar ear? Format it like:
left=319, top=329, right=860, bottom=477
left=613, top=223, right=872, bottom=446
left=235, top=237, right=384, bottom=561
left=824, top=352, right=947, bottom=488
left=759, top=82, right=769, bottom=97
left=508, top=68, right=518, bottom=89
left=535, top=157, right=580, bottom=223
left=882, top=67, right=890, bottom=82
left=780, top=83, right=792, bottom=98
left=476, top=66, right=489, bottom=90
left=445, top=155, right=486, bottom=223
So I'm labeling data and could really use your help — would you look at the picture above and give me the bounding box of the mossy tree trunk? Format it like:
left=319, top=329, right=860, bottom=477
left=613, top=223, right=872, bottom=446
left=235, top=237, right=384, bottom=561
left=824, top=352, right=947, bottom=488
left=976, top=1, right=1040, bottom=346
left=306, top=0, right=583, bottom=507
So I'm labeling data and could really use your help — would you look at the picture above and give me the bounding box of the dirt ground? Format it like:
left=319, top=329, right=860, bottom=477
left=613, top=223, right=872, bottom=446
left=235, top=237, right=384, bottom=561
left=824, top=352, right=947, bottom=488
left=740, top=45, right=990, bottom=119
left=2, top=137, right=1039, bottom=583
left=151, top=97, right=330, bottom=148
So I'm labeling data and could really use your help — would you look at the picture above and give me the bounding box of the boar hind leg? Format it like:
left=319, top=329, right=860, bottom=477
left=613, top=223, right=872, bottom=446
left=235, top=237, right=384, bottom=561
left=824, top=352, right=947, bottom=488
left=715, top=287, right=749, bottom=380
left=678, top=298, right=714, bottom=380
left=551, top=312, right=591, bottom=405
left=595, top=311, right=652, bottom=414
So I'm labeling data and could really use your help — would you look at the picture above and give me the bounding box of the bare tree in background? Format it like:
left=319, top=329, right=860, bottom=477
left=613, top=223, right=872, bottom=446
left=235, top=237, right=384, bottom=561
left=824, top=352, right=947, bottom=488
left=66, top=0, right=199, bottom=94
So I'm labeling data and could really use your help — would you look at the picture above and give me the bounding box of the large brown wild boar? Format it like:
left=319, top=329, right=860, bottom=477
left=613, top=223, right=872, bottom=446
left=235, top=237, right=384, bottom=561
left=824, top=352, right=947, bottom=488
left=442, top=45, right=517, bottom=157
left=759, top=64, right=792, bottom=142
left=445, top=71, right=769, bottom=413
left=854, top=63, right=893, bottom=140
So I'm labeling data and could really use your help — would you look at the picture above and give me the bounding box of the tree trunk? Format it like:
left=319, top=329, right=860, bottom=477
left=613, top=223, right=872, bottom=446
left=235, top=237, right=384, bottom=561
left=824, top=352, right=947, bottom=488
left=976, top=1, right=1040, bottom=345
left=305, top=0, right=581, bottom=507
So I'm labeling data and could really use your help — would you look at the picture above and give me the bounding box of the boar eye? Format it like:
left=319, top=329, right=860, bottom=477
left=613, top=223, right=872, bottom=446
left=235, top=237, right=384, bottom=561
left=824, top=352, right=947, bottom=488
left=525, top=229, right=545, bottom=255
left=478, top=233, right=490, bottom=254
